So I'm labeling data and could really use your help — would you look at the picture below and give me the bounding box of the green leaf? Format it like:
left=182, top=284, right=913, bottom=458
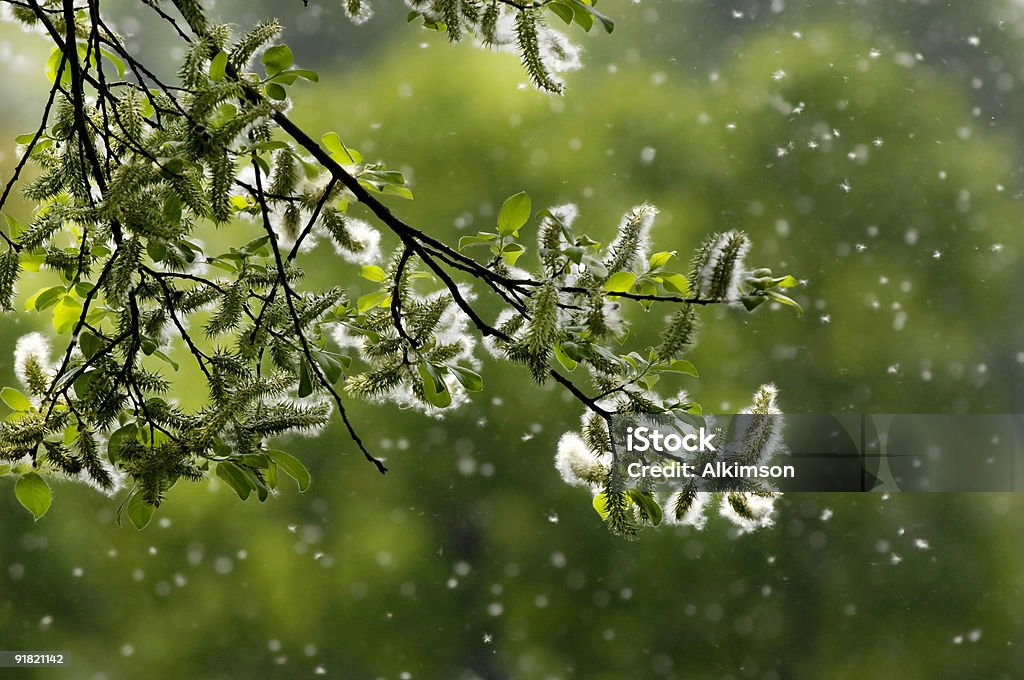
left=26, top=285, right=65, bottom=311
left=665, top=359, right=699, bottom=377
left=774, top=275, right=798, bottom=288
left=216, top=461, right=255, bottom=501
left=267, top=450, right=311, bottom=492
left=16, top=473, right=52, bottom=520
left=298, top=359, right=313, bottom=398
left=661, top=273, right=690, bottom=296
left=766, top=290, right=805, bottom=315
left=500, top=242, right=526, bottom=266
left=418, top=362, right=452, bottom=408
left=497, top=191, right=531, bottom=236
left=447, top=364, right=483, bottom=392
left=313, top=350, right=344, bottom=385
left=648, top=251, right=675, bottom=269
left=52, top=295, right=83, bottom=334
left=592, top=492, right=611, bottom=519
left=568, top=0, right=615, bottom=33
left=357, top=290, right=390, bottom=314
left=741, top=295, right=767, bottom=311
left=554, top=343, right=578, bottom=371
left=209, top=51, right=228, bottom=81
left=548, top=2, right=575, bottom=24
left=126, top=491, right=155, bottom=530
left=99, top=48, right=126, bottom=78
left=151, top=350, right=180, bottom=371
left=106, top=423, right=137, bottom=463
left=265, top=82, right=288, bottom=101
left=459, top=233, right=497, bottom=250
left=629, top=490, right=663, bottom=526
left=1, top=387, right=32, bottom=412
left=288, top=68, right=319, bottom=82
left=360, top=265, right=387, bottom=283
left=261, top=44, right=294, bottom=76
left=604, top=271, right=636, bottom=294
left=322, top=132, right=362, bottom=163
left=4, top=213, right=26, bottom=238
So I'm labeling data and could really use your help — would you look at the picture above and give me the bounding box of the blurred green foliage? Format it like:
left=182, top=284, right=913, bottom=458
left=1, top=1, right=1022, bottom=678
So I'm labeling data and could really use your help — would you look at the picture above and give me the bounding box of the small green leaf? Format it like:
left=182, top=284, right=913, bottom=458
left=418, top=362, right=452, bottom=408
left=774, top=275, right=798, bottom=288
left=106, top=423, right=138, bottom=463
left=665, top=359, right=699, bottom=377
left=357, top=290, right=390, bottom=314
left=16, top=473, right=52, bottom=520
left=360, top=265, right=387, bottom=283
left=548, top=2, right=574, bottom=24
left=648, top=251, right=675, bottom=269
left=313, top=350, right=344, bottom=385
left=629, top=490, right=663, bottom=526
left=459, top=233, right=497, bottom=250
left=288, top=68, right=319, bottom=82
left=447, top=364, right=483, bottom=392
left=216, top=461, right=254, bottom=501
left=126, top=491, right=155, bottom=530
left=604, top=271, right=636, bottom=294
left=298, top=359, right=313, bottom=398
left=99, top=48, right=126, bottom=78
left=267, top=450, right=311, bottom=492
left=741, top=295, right=767, bottom=311
left=767, top=290, right=804, bottom=315
left=592, top=492, right=611, bottom=519
left=500, top=242, right=526, bottom=266
left=554, top=343, right=578, bottom=371
left=261, top=44, right=294, bottom=76
left=661, top=273, right=690, bottom=296
left=1, top=387, right=32, bottom=412
left=322, top=132, right=362, bottom=163
left=497, top=191, right=531, bottom=237
left=151, top=350, right=180, bottom=371
left=209, top=51, right=228, bottom=81
left=26, top=285, right=65, bottom=311
left=52, top=295, right=83, bottom=334
left=568, top=0, right=615, bottom=33
left=265, top=82, right=288, bottom=100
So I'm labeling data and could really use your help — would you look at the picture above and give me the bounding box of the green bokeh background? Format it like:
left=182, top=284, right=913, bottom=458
left=1, top=1, right=1023, bottom=678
